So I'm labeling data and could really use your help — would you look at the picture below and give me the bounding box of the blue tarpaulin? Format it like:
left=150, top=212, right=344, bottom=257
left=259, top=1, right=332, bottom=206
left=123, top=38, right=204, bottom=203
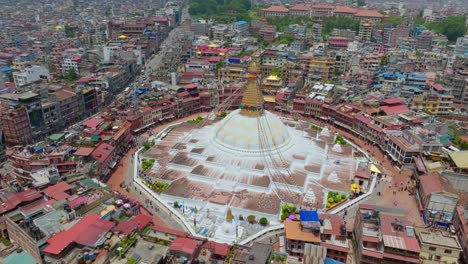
left=1, top=66, right=12, bottom=73
left=299, top=210, right=319, bottom=222
left=325, top=257, right=344, bottom=264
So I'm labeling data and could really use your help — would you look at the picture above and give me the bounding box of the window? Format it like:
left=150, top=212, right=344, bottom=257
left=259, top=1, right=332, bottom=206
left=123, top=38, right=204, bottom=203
left=429, top=247, right=436, bottom=251
left=444, top=249, right=452, bottom=254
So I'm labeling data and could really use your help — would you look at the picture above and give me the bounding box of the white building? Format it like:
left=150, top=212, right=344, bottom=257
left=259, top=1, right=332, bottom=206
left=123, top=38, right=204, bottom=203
left=455, top=35, right=468, bottom=56
left=61, top=58, right=80, bottom=74
left=13, top=65, right=50, bottom=87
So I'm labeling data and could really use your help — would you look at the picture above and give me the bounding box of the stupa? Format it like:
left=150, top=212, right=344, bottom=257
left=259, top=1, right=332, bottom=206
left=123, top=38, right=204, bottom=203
left=140, top=56, right=364, bottom=241
left=211, top=60, right=292, bottom=156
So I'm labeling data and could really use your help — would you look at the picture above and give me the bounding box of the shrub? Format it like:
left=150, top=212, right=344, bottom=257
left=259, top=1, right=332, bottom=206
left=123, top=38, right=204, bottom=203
left=247, top=215, right=256, bottom=224
left=340, top=194, right=347, bottom=200
left=173, top=201, right=179, bottom=208
left=239, top=214, right=244, bottom=221
left=293, top=117, right=299, bottom=122
left=334, top=196, right=341, bottom=203
left=259, top=217, right=268, bottom=226
left=326, top=202, right=331, bottom=208
left=328, top=197, right=334, bottom=203
left=281, top=203, right=296, bottom=214
left=281, top=213, right=288, bottom=221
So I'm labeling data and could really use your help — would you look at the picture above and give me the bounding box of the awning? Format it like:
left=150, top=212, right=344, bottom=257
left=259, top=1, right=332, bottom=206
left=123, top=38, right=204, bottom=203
left=369, top=164, right=382, bottom=174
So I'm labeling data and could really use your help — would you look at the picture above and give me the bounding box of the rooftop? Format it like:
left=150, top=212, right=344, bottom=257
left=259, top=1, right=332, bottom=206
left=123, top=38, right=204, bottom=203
left=43, top=182, right=71, bottom=201
left=169, top=237, right=199, bottom=255
left=44, top=214, right=114, bottom=255
left=263, top=5, right=289, bottom=13
left=448, top=151, right=468, bottom=169
left=284, top=221, right=320, bottom=243
left=91, top=143, right=115, bottom=163
left=419, top=172, right=444, bottom=197
left=417, top=228, right=461, bottom=249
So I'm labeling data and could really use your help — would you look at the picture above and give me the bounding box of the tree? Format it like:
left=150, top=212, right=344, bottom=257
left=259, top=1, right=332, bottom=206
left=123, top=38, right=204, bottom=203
left=425, top=16, right=466, bottom=42
left=64, top=24, right=76, bottom=38
left=322, top=16, right=360, bottom=38
left=387, top=15, right=404, bottom=26
left=271, top=68, right=281, bottom=77
left=259, top=217, right=268, bottom=226
left=63, top=68, right=78, bottom=82
left=276, top=34, right=295, bottom=45
left=356, top=0, right=366, bottom=7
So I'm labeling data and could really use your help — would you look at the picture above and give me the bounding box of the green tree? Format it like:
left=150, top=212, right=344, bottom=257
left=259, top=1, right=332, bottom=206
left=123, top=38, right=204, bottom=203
left=322, top=16, right=360, bottom=38
left=387, top=15, right=404, bottom=26
left=271, top=68, right=281, bottom=77
left=356, top=0, right=366, bottom=7
left=63, top=68, right=78, bottom=82
left=426, top=16, right=466, bottom=42
left=64, top=24, right=76, bottom=38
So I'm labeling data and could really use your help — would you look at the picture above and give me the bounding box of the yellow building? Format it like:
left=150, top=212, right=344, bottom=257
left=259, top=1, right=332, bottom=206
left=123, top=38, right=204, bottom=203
left=411, top=93, right=454, bottom=115
left=359, top=19, right=374, bottom=42
left=261, top=75, right=283, bottom=94
left=218, top=66, right=245, bottom=81
left=415, top=227, right=462, bottom=264
left=302, top=57, right=335, bottom=81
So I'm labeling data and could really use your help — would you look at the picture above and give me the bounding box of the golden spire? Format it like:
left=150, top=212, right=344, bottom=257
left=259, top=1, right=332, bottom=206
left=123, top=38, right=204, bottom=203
left=240, top=58, right=263, bottom=117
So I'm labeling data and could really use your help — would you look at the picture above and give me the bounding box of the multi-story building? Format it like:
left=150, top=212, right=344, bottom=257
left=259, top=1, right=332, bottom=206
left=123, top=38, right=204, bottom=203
left=12, top=65, right=50, bottom=87
left=262, top=5, right=289, bottom=18
left=353, top=9, right=385, bottom=23
left=218, top=64, right=246, bottom=81
left=385, top=130, right=422, bottom=166
left=210, top=25, right=229, bottom=42
left=91, top=142, right=116, bottom=179
left=259, top=24, right=276, bottom=43
left=383, top=25, right=410, bottom=47
left=334, top=6, right=357, bottom=18
left=232, top=20, right=249, bottom=36
left=261, top=75, right=283, bottom=94
left=0, top=92, right=45, bottom=139
left=418, top=172, right=459, bottom=226
left=455, top=35, right=468, bottom=56
left=354, top=204, right=420, bottom=264
left=301, top=56, right=335, bottom=81
left=0, top=103, right=33, bottom=146
left=411, top=84, right=454, bottom=115
left=288, top=4, right=310, bottom=17
left=452, top=205, right=468, bottom=263
left=41, top=101, right=62, bottom=135
left=415, top=227, right=462, bottom=264
left=416, top=31, right=434, bottom=50
left=310, top=4, right=334, bottom=21
left=359, top=19, right=374, bottom=42
left=284, top=210, right=349, bottom=263
left=48, top=85, right=83, bottom=127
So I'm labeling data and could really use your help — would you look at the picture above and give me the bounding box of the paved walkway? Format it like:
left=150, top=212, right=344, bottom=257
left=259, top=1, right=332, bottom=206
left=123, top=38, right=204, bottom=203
left=310, top=119, right=422, bottom=226
left=106, top=147, right=178, bottom=228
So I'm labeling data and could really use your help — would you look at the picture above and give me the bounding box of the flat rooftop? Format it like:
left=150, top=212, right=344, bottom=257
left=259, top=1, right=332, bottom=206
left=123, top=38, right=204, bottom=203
left=418, top=231, right=461, bottom=249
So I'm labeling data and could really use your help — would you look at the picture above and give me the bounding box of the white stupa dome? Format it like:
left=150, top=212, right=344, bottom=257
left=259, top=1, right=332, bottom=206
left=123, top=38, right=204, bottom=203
left=212, top=109, right=292, bottom=156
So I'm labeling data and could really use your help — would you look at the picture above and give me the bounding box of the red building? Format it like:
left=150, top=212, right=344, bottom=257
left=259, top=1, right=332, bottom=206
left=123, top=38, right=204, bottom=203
left=354, top=204, right=420, bottom=264
left=91, top=142, right=116, bottom=179
left=0, top=104, right=32, bottom=146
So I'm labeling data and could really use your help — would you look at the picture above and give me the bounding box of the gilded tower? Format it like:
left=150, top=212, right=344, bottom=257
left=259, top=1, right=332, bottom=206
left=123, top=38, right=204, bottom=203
left=240, top=57, right=264, bottom=117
